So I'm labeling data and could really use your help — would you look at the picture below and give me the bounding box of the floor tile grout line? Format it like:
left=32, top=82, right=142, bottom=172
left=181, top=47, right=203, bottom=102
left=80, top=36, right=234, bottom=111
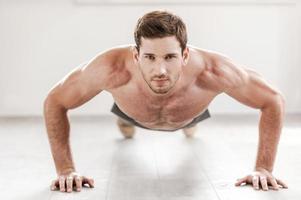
left=149, top=135, right=162, bottom=197
left=151, top=136, right=161, bottom=180
left=189, top=138, right=223, bottom=200
left=104, top=139, right=120, bottom=200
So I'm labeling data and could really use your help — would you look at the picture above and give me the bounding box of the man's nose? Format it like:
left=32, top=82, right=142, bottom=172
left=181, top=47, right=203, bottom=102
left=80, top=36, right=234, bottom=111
left=154, top=63, right=167, bottom=77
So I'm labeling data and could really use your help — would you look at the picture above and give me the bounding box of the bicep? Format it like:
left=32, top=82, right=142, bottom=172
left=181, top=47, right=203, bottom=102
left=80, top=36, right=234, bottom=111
left=46, top=56, right=113, bottom=110
left=224, top=69, right=282, bottom=109
left=49, top=70, right=99, bottom=109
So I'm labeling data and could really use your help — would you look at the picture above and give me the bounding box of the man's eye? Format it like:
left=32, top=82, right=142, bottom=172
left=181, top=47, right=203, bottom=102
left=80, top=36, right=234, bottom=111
left=166, top=56, right=175, bottom=59
left=146, top=56, right=155, bottom=60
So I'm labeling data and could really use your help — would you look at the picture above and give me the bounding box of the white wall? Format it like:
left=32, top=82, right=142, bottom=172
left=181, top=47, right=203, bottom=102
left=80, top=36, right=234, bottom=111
left=0, top=0, right=300, bottom=116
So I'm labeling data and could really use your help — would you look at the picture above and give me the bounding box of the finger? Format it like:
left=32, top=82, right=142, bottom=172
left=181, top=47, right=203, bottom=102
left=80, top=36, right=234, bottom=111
left=51, top=180, right=59, bottom=191
left=276, top=179, right=288, bottom=189
left=74, top=176, right=82, bottom=192
left=235, top=177, right=247, bottom=186
left=252, top=176, right=259, bottom=190
left=59, top=176, right=66, bottom=192
left=66, top=176, right=73, bottom=193
left=260, top=176, right=268, bottom=191
left=83, top=177, right=94, bottom=188
left=268, top=177, right=279, bottom=190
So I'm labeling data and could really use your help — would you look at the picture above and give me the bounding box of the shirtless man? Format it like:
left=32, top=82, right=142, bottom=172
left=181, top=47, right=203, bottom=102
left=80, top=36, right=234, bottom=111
left=43, top=10, right=288, bottom=193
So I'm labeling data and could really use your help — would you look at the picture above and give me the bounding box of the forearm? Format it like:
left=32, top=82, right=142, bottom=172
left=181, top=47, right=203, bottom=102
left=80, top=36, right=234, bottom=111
left=44, top=98, right=76, bottom=175
left=255, top=98, right=285, bottom=172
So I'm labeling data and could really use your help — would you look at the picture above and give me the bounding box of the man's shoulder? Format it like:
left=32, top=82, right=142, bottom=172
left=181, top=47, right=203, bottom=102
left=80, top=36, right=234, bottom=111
left=92, top=44, right=133, bottom=68
left=190, top=46, right=247, bottom=91
left=189, top=45, right=238, bottom=74
left=188, top=45, right=229, bottom=66
left=81, top=45, right=134, bottom=90
left=84, top=44, right=135, bottom=77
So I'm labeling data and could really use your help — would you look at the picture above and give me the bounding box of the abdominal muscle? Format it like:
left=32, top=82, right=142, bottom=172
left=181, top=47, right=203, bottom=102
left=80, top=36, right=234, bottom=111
left=109, top=77, right=214, bottom=131
left=134, top=114, right=199, bottom=131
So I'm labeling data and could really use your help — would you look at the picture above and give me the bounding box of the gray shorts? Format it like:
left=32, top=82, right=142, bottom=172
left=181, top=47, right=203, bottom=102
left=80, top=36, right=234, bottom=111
left=111, top=103, right=211, bottom=132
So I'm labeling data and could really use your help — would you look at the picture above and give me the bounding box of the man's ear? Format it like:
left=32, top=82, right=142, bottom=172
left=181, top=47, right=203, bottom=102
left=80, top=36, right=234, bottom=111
left=132, top=45, right=139, bottom=63
left=182, top=47, right=190, bottom=65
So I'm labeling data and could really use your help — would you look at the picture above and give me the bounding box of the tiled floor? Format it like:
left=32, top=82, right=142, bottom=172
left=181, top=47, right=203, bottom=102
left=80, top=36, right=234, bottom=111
left=0, top=114, right=300, bottom=200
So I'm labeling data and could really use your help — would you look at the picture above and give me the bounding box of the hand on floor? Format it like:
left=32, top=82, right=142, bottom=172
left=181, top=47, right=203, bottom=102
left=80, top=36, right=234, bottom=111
left=235, top=167, right=288, bottom=191
left=50, top=171, right=94, bottom=193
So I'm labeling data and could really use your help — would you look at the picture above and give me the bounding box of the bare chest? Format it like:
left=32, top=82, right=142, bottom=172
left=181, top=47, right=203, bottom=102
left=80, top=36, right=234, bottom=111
left=109, top=83, right=216, bottom=130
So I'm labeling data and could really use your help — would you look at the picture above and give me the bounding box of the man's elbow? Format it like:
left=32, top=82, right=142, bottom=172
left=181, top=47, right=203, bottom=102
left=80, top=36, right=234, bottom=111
left=274, top=93, right=285, bottom=112
left=262, top=93, right=285, bottom=114
left=43, top=91, right=67, bottom=115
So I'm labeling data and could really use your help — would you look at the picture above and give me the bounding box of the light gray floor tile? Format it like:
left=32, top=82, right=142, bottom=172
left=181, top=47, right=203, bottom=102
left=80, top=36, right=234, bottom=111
left=0, top=114, right=300, bottom=200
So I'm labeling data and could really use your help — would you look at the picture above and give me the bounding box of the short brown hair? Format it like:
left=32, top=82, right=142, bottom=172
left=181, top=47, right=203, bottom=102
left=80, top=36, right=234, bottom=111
left=134, top=10, right=188, bottom=54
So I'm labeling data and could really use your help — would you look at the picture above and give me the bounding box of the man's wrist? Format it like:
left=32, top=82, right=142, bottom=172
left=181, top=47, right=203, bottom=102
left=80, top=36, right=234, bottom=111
left=255, top=166, right=273, bottom=173
left=57, top=167, right=76, bottom=175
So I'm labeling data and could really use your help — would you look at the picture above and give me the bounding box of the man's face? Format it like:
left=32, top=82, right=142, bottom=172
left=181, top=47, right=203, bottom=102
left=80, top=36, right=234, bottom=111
left=133, top=36, right=189, bottom=94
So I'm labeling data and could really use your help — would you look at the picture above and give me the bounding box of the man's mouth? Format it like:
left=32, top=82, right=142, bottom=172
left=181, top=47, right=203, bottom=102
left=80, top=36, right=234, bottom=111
left=152, top=77, right=169, bottom=81
left=153, top=79, right=168, bottom=81
left=152, top=78, right=169, bottom=86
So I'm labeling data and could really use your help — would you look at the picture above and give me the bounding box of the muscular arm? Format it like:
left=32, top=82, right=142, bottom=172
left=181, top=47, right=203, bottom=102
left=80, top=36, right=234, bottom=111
left=43, top=49, right=121, bottom=192
left=222, top=65, right=284, bottom=173
left=208, top=54, right=286, bottom=190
